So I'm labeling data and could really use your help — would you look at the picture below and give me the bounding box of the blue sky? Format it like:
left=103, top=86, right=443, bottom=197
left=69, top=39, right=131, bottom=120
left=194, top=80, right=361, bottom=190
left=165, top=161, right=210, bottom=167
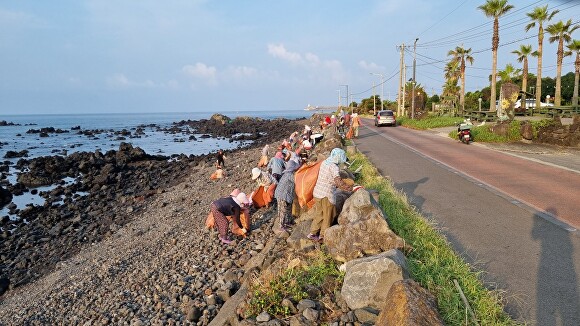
left=1, top=0, right=579, bottom=114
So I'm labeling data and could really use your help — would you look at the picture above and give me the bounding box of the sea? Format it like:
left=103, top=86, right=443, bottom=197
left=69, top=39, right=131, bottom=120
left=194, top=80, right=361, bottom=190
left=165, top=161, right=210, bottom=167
left=0, top=110, right=324, bottom=220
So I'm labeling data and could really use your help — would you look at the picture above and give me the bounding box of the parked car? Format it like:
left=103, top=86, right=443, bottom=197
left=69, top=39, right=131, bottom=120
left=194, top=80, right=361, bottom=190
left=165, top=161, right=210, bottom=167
left=374, top=110, right=396, bottom=127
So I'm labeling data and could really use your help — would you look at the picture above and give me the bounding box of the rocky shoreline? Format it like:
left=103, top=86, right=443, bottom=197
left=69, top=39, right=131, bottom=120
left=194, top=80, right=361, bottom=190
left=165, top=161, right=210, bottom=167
left=0, top=114, right=307, bottom=324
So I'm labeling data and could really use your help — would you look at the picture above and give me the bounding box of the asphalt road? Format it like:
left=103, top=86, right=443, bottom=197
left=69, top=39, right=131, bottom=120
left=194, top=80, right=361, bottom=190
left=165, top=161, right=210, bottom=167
left=353, top=121, right=580, bottom=325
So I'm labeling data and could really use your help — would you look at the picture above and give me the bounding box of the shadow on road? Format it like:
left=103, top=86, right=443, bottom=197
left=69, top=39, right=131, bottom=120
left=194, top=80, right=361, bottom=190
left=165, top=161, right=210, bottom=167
left=532, top=207, right=580, bottom=325
left=394, top=177, right=428, bottom=211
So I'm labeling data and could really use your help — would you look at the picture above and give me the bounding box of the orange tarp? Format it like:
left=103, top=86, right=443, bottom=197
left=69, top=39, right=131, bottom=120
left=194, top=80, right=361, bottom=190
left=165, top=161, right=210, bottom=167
left=294, top=160, right=323, bottom=208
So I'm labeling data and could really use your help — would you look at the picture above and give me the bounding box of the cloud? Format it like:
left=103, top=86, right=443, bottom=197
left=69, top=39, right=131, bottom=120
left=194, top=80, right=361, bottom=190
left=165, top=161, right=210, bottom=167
left=358, top=60, right=385, bottom=72
left=267, top=43, right=346, bottom=83
left=182, top=63, right=217, bottom=86
left=106, top=73, right=174, bottom=89
left=226, top=66, right=257, bottom=79
left=268, top=44, right=303, bottom=64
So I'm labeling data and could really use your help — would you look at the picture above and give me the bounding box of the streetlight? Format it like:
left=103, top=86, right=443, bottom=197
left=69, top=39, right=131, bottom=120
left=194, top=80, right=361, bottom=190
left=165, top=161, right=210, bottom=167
left=370, top=73, right=384, bottom=111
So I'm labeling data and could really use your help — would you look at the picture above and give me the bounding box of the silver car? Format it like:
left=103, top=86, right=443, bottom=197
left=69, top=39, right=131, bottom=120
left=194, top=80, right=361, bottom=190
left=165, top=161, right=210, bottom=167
left=374, top=110, right=396, bottom=127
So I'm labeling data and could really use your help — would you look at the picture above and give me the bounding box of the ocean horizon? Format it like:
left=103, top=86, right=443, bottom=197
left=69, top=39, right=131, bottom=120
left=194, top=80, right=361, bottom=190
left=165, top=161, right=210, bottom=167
left=1, top=109, right=334, bottom=219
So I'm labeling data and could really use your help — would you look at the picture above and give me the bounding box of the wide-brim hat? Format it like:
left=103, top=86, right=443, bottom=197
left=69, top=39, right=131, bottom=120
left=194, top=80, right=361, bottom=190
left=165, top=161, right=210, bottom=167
left=251, top=167, right=261, bottom=180
left=236, top=192, right=250, bottom=205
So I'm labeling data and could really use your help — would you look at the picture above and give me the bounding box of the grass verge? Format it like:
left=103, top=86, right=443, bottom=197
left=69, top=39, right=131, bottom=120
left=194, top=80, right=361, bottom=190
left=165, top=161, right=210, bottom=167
left=398, top=116, right=464, bottom=130
left=348, top=151, right=517, bottom=325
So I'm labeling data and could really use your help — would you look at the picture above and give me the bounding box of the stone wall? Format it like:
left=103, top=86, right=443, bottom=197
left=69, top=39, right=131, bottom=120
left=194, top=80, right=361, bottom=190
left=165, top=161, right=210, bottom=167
left=535, top=116, right=580, bottom=147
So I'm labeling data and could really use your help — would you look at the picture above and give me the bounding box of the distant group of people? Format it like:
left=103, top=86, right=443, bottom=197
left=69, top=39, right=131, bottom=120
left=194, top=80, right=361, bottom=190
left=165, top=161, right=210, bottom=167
left=319, top=109, right=361, bottom=139
left=207, top=117, right=357, bottom=245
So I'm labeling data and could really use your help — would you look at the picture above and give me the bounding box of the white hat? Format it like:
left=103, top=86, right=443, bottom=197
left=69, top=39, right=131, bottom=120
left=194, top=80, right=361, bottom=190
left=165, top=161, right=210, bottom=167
left=236, top=192, right=250, bottom=205
left=251, top=167, right=261, bottom=180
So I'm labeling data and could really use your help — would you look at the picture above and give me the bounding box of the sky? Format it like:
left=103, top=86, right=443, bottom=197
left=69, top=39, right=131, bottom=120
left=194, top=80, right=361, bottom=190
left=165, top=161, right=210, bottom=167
left=1, top=0, right=579, bottom=115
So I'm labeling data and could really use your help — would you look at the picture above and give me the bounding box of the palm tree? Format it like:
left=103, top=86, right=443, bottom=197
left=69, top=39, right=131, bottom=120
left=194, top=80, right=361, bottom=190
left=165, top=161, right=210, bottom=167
left=567, top=39, right=580, bottom=106
left=448, top=46, right=474, bottom=114
left=512, top=44, right=533, bottom=97
left=526, top=5, right=558, bottom=109
left=478, top=0, right=514, bottom=111
left=547, top=19, right=578, bottom=106
left=444, top=60, right=461, bottom=82
left=498, top=63, right=521, bottom=83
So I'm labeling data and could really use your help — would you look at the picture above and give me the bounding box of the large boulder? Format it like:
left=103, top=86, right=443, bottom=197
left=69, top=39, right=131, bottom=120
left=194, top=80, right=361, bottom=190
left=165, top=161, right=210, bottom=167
left=286, top=219, right=316, bottom=251
left=520, top=121, right=533, bottom=140
left=311, top=129, right=342, bottom=158
left=376, top=279, right=445, bottom=325
left=116, top=142, right=147, bottom=166
left=340, top=249, right=409, bottom=310
left=0, top=186, right=12, bottom=208
left=323, top=189, right=405, bottom=262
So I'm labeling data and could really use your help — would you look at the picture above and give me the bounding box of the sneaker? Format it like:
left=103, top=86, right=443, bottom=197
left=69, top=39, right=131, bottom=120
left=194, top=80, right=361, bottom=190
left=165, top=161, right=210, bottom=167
left=307, top=233, right=319, bottom=241
left=219, top=236, right=232, bottom=244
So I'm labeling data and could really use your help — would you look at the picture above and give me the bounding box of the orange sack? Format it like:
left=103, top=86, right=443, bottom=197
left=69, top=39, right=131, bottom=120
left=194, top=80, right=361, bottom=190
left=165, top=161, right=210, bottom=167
left=205, top=208, right=251, bottom=236
left=294, top=160, right=323, bottom=208
left=250, top=184, right=276, bottom=208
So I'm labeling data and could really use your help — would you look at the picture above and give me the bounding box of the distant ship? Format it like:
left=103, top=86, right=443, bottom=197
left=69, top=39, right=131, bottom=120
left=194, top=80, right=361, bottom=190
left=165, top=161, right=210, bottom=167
left=304, top=104, right=319, bottom=111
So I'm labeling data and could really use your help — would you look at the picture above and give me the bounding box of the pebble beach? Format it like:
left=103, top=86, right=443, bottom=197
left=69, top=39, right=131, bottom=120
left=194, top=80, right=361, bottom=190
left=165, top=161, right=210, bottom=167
left=0, top=115, right=310, bottom=325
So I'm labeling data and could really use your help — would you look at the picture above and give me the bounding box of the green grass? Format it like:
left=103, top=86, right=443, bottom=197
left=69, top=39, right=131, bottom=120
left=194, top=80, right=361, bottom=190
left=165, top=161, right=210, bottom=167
left=246, top=251, right=344, bottom=318
left=348, top=152, right=517, bottom=325
left=398, top=116, right=464, bottom=130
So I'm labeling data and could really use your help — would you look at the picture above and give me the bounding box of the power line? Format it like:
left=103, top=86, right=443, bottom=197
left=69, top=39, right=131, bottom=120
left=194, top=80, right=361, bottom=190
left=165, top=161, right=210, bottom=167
left=418, top=0, right=545, bottom=47
left=415, top=0, right=472, bottom=39
left=417, top=0, right=579, bottom=49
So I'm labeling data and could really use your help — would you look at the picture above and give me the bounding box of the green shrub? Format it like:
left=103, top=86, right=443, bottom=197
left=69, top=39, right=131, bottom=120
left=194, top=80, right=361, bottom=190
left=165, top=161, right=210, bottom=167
left=398, top=116, right=464, bottom=130
left=448, top=120, right=522, bottom=143
left=530, top=119, right=557, bottom=138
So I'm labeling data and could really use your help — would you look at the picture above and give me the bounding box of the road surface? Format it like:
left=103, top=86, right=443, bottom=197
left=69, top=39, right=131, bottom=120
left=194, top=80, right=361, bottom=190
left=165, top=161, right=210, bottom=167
left=354, top=121, right=580, bottom=325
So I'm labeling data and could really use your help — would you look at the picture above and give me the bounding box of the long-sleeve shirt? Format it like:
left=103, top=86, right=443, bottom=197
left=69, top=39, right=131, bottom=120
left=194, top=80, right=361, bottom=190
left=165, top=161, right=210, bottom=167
left=267, top=157, right=285, bottom=176
left=212, top=196, right=242, bottom=226
left=313, top=161, right=352, bottom=204
left=274, top=171, right=296, bottom=203
left=256, top=171, right=275, bottom=188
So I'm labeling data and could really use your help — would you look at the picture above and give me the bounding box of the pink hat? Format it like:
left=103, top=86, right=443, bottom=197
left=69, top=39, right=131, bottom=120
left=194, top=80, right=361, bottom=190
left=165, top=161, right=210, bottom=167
left=230, top=189, right=241, bottom=197
left=236, top=192, right=250, bottom=205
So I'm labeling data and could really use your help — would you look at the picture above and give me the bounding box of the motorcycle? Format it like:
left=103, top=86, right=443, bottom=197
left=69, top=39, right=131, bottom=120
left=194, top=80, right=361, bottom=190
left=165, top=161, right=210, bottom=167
left=457, top=122, right=472, bottom=144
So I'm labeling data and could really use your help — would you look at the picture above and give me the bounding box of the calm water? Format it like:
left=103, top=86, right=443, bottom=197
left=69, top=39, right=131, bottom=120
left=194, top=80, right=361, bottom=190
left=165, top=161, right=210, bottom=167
left=0, top=110, right=319, bottom=219
left=0, top=110, right=312, bottom=160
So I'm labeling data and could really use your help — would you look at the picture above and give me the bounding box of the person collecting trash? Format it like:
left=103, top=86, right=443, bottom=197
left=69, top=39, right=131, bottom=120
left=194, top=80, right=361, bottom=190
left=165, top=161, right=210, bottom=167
left=209, top=192, right=250, bottom=244
left=307, top=148, right=353, bottom=242
left=250, top=167, right=277, bottom=208
left=273, top=160, right=300, bottom=233
left=258, top=144, right=269, bottom=167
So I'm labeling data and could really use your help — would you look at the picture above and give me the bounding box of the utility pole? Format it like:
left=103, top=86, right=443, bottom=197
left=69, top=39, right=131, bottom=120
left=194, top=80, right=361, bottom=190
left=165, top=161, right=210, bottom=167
left=336, top=89, right=341, bottom=111
left=372, top=80, right=376, bottom=116
left=340, top=84, right=349, bottom=113
left=370, top=72, right=384, bottom=112
left=402, top=65, right=407, bottom=116
left=412, top=38, right=418, bottom=119
left=397, top=43, right=405, bottom=117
